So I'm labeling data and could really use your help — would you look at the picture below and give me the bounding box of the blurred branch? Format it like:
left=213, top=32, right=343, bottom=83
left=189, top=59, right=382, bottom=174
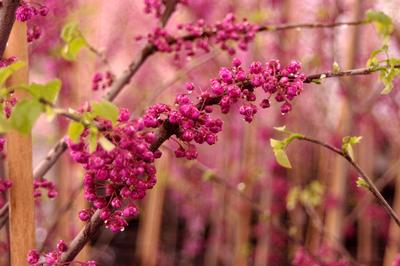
left=0, top=202, right=8, bottom=229
left=0, top=0, right=19, bottom=58
left=259, top=20, right=368, bottom=32
left=295, top=136, right=400, bottom=228
left=160, top=0, right=179, bottom=27
left=178, top=20, right=369, bottom=43
left=39, top=185, right=83, bottom=252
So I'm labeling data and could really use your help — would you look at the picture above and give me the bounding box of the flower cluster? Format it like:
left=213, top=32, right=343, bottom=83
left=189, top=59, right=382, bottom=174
left=33, top=178, right=57, bottom=199
left=170, top=94, right=223, bottom=159
left=165, top=58, right=304, bottom=157
left=91, top=71, right=114, bottom=91
left=0, top=180, right=12, bottom=208
left=27, top=25, right=41, bottom=43
left=27, top=241, right=96, bottom=266
left=1, top=94, right=17, bottom=118
left=68, top=59, right=304, bottom=233
left=16, top=2, right=49, bottom=22
left=68, top=109, right=161, bottom=232
left=215, top=58, right=304, bottom=118
left=137, top=13, right=258, bottom=59
left=16, top=1, right=49, bottom=44
left=143, top=0, right=188, bottom=18
left=0, top=56, right=17, bottom=68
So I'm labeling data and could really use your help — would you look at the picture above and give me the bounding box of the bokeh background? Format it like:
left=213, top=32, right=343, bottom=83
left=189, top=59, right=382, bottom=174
left=2, top=0, right=400, bottom=265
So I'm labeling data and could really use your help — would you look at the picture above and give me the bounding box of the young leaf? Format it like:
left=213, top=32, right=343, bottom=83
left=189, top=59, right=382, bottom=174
left=379, top=65, right=399, bottom=94
left=365, top=10, right=393, bottom=37
left=201, top=170, right=214, bottom=181
left=88, top=127, right=98, bottom=153
left=287, top=186, right=300, bottom=210
left=342, top=136, right=362, bottom=160
left=0, top=61, right=26, bottom=85
left=98, top=136, right=115, bottom=151
left=60, top=22, right=87, bottom=61
left=61, top=37, right=87, bottom=61
left=366, top=46, right=385, bottom=67
left=45, top=106, right=56, bottom=121
left=356, top=177, right=370, bottom=190
left=300, top=181, right=324, bottom=207
left=272, top=148, right=292, bottom=168
left=273, top=125, right=287, bottom=132
left=61, top=22, right=80, bottom=42
left=270, top=138, right=284, bottom=150
left=332, top=62, right=341, bottom=73
left=26, top=79, right=62, bottom=103
left=92, top=100, right=119, bottom=125
left=0, top=113, right=10, bottom=133
left=10, top=99, right=42, bottom=134
left=67, top=121, right=85, bottom=142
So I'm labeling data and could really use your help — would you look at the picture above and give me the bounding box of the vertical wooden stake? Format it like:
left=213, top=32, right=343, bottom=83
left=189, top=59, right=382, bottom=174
left=5, top=21, right=35, bottom=266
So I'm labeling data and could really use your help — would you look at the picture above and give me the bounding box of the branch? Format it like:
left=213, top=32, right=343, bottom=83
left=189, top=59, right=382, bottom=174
left=39, top=185, right=82, bottom=252
left=33, top=19, right=374, bottom=192
left=160, top=0, right=179, bottom=27
left=0, top=202, right=8, bottom=229
left=3, top=16, right=376, bottom=260
left=296, top=136, right=400, bottom=228
left=258, top=20, right=368, bottom=32
left=179, top=20, right=369, bottom=43
left=304, top=64, right=400, bottom=83
left=0, top=0, right=19, bottom=58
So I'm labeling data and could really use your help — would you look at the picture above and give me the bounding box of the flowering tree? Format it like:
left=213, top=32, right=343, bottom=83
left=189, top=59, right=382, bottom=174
left=0, top=0, right=400, bottom=265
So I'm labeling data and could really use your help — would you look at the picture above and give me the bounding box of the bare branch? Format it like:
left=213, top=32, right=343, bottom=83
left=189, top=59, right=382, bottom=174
left=296, top=136, right=400, bottom=228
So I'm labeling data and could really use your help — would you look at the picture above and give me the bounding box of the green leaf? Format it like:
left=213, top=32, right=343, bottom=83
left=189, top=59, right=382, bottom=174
left=10, top=99, right=42, bottom=134
left=342, top=136, right=362, bottom=160
left=365, top=10, right=393, bottom=37
left=61, top=22, right=80, bottom=42
left=287, top=186, right=300, bottom=210
left=0, top=61, right=26, bottom=85
left=60, top=22, right=87, bottom=61
left=332, top=62, right=341, bottom=73
left=88, top=127, right=98, bottom=153
left=61, top=37, right=87, bottom=61
left=273, top=125, right=287, bottom=132
left=343, top=136, right=362, bottom=145
left=67, top=121, right=85, bottom=142
left=45, top=106, right=56, bottom=121
left=311, top=78, right=322, bottom=85
left=98, top=136, right=115, bottom=151
left=356, top=177, right=370, bottom=190
left=380, top=65, right=399, bottom=94
left=201, top=170, right=214, bottom=181
left=92, top=100, right=119, bottom=125
left=270, top=138, right=284, bottom=149
left=0, top=113, right=10, bottom=133
left=26, top=79, right=62, bottom=103
left=273, top=148, right=292, bottom=168
left=300, top=181, right=324, bottom=207
left=367, top=46, right=385, bottom=67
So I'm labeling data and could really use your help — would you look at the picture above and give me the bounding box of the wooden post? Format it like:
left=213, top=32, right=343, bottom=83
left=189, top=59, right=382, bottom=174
left=136, top=155, right=169, bottom=266
left=5, top=21, right=35, bottom=266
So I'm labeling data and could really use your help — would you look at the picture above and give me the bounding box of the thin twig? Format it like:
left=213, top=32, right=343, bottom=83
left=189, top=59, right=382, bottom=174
left=57, top=3, right=181, bottom=263
left=0, top=16, right=378, bottom=262
left=39, top=185, right=83, bottom=252
left=296, top=136, right=400, bottom=228
left=304, top=64, right=400, bottom=83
